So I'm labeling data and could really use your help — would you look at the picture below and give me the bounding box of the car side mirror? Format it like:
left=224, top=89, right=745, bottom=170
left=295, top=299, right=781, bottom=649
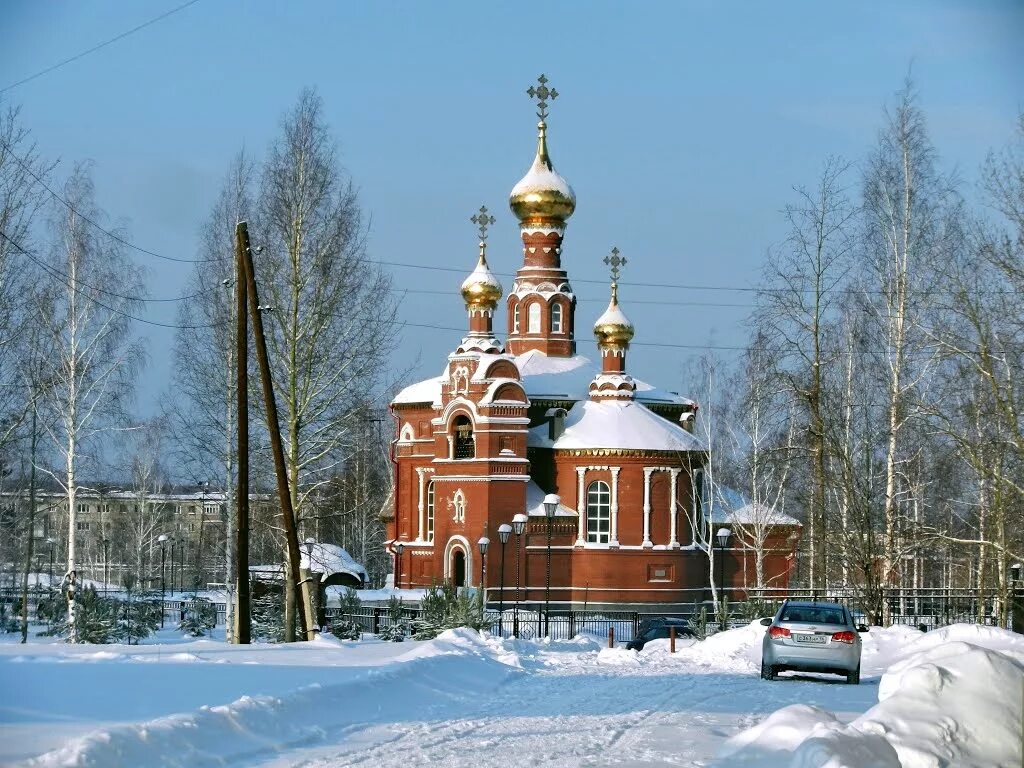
left=759, top=617, right=772, bottom=627
left=856, top=624, right=869, bottom=633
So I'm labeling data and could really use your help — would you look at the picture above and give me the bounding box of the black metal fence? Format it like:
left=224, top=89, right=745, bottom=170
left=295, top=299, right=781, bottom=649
left=3, top=586, right=1020, bottom=640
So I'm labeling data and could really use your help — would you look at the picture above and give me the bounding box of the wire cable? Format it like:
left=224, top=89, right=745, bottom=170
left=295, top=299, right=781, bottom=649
left=0, top=229, right=221, bottom=330
left=1, top=0, right=204, bottom=94
left=0, top=135, right=227, bottom=264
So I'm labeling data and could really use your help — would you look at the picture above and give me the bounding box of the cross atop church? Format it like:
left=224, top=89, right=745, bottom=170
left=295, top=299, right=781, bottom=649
left=604, top=247, right=626, bottom=282
left=527, top=74, right=558, bottom=121
left=470, top=205, right=496, bottom=242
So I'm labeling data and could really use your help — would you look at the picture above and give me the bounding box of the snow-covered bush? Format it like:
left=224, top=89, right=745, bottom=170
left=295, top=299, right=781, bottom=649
left=114, top=589, right=161, bottom=645
left=328, top=587, right=363, bottom=641
left=52, top=584, right=120, bottom=643
left=252, top=591, right=285, bottom=642
left=377, top=596, right=408, bottom=642
left=412, top=582, right=486, bottom=640
left=179, top=596, right=217, bottom=637
left=0, top=601, right=19, bottom=633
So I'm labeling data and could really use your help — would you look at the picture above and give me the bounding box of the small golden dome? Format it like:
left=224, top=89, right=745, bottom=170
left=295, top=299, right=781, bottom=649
left=593, top=283, right=634, bottom=347
left=460, top=244, right=503, bottom=309
left=509, top=121, right=576, bottom=225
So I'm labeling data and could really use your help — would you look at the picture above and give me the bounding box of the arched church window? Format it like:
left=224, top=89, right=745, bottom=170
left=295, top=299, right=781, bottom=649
left=426, top=481, right=435, bottom=541
left=452, top=415, right=475, bottom=459
left=586, top=480, right=611, bottom=544
left=551, top=302, right=563, bottom=334
left=528, top=302, right=541, bottom=334
left=513, top=303, right=520, bottom=333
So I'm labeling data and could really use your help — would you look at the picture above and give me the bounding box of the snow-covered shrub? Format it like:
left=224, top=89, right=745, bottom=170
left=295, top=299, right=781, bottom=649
left=252, top=591, right=285, bottom=642
left=328, top=587, right=363, bottom=641
left=52, top=584, right=120, bottom=643
left=114, top=590, right=161, bottom=645
left=179, top=596, right=217, bottom=637
left=0, top=601, right=19, bottom=633
left=412, top=582, right=486, bottom=640
left=377, top=596, right=408, bottom=642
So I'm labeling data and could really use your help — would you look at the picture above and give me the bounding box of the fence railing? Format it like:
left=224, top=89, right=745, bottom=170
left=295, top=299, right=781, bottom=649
left=3, top=586, right=1020, bottom=638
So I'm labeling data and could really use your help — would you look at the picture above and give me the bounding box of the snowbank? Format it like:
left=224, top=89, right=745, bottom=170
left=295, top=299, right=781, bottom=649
left=21, top=630, right=523, bottom=768
left=721, top=624, right=1024, bottom=767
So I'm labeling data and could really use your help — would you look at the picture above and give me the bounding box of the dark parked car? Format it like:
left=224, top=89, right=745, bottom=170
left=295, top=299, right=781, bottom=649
left=627, top=618, right=698, bottom=650
left=760, top=600, right=869, bottom=684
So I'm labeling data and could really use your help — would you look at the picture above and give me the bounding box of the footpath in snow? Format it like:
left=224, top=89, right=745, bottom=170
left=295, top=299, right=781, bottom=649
left=1, top=621, right=1021, bottom=767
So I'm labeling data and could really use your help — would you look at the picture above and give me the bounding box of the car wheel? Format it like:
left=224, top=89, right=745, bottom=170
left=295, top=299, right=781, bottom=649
left=846, top=665, right=860, bottom=685
left=760, top=661, right=775, bottom=681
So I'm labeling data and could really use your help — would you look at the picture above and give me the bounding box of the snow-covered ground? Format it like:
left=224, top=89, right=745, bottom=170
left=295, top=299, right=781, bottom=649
left=1, top=621, right=1020, bottom=767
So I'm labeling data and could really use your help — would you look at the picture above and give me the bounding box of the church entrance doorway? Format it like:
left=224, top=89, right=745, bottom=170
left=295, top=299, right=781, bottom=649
left=452, top=549, right=466, bottom=587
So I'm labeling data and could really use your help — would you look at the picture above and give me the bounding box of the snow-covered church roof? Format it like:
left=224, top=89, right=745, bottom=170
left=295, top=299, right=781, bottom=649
left=392, top=350, right=692, bottom=408
left=709, top=486, right=801, bottom=526
left=528, top=399, right=705, bottom=453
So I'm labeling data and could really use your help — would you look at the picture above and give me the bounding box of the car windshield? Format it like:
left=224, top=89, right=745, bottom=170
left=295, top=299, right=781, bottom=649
left=780, top=607, right=845, bottom=624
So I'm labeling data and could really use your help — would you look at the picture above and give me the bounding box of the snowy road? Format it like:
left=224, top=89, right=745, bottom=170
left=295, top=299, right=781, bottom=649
left=251, top=634, right=877, bottom=768
left=4, top=622, right=1021, bottom=767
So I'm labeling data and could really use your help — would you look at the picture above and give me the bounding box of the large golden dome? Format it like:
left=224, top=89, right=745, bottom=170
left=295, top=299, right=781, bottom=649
left=509, top=121, right=576, bottom=225
left=460, top=246, right=503, bottom=309
left=593, top=283, right=634, bottom=348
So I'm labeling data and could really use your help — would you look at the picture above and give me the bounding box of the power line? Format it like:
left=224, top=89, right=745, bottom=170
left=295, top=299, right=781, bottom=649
left=1, top=0, right=204, bottom=94
left=397, top=287, right=751, bottom=309
left=0, top=135, right=226, bottom=265
left=0, top=229, right=219, bottom=330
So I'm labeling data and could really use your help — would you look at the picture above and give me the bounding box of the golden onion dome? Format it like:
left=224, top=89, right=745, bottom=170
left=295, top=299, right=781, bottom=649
left=460, top=245, right=503, bottom=309
left=593, top=282, right=635, bottom=347
left=509, top=121, right=576, bottom=225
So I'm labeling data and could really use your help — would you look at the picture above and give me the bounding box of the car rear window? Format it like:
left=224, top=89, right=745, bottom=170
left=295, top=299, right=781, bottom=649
left=780, top=607, right=845, bottom=624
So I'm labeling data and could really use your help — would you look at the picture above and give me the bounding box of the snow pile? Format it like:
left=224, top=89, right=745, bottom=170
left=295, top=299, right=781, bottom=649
left=22, top=630, right=522, bottom=768
left=673, top=619, right=766, bottom=672
left=721, top=624, right=1024, bottom=767
left=596, top=646, right=641, bottom=666
left=398, top=627, right=523, bottom=668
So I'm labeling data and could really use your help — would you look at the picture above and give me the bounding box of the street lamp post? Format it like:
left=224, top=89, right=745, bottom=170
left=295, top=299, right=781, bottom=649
left=102, top=538, right=109, bottom=595
left=511, top=513, right=527, bottom=637
left=394, top=542, right=405, bottom=591
left=497, top=524, right=512, bottom=637
left=158, top=534, right=169, bottom=628
left=169, top=541, right=176, bottom=596
left=716, top=527, right=732, bottom=631
left=542, top=494, right=559, bottom=638
left=46, top=537, right=55, bottom=591
left=477, top=536, right=490, bottom=620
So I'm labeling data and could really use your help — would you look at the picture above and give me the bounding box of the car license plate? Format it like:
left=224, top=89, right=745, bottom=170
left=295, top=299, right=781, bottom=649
left=795, top=633, right=826, bottom=644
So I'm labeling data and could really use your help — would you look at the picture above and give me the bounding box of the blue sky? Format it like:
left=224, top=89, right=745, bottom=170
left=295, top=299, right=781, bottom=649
left=2, top=1, right=1022, bottom=413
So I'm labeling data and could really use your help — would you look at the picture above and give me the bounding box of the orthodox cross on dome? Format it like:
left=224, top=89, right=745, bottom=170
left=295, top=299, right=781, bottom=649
left=470, top=205, right=496, bottom=242
left=604, top=247, right=627, bottom=283
left=527, top=74, right=558, bottom=121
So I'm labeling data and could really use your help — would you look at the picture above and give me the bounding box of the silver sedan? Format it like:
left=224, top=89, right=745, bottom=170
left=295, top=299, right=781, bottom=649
left=760, top=601, right=867, bottom=684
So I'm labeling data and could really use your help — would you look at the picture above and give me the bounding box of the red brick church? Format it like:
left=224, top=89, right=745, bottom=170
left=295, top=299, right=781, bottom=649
left=387, top=77, right=798, bottom=611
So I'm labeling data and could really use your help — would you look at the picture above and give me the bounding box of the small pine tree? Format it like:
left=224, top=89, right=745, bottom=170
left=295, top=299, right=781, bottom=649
left=412, top=582, right=453, bottom=640
left=179, top=596, right=217, bottom=637
left=252, top=590, right=285, bottom=642
left=328, top=587, right=363, bottom=641
left=0, top=602, right=19, bottom=633
left=114, top=580, right=161, bottom=645
left=377, top=596, right=408, bottom=642
left=411, top=582, right=486, bottom=640
left=53, top=584, right=119, bottom=643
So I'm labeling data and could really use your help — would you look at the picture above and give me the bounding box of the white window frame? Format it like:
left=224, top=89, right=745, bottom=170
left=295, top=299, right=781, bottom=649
left=551, top=302, right=563, bottom=333
left=586, top=480, right=611, bottom=544
left=528, top=302, right=541, bottom=334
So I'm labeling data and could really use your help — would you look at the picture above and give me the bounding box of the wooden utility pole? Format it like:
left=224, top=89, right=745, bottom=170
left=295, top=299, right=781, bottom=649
left=239, top=228, right=317, bottom=641
left=234, top=221, right=251, bottom=644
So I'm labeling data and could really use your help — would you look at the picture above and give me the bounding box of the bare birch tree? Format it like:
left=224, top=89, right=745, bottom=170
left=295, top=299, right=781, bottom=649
left=757, top=156, right=856, bottom=590
left=861, top=79, right=955, bottom=624
left=36, top=164, right=144, bottom=640
left=171, top=151, right=254, bottom=641
left=254, top=90, right=400, bottom=638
